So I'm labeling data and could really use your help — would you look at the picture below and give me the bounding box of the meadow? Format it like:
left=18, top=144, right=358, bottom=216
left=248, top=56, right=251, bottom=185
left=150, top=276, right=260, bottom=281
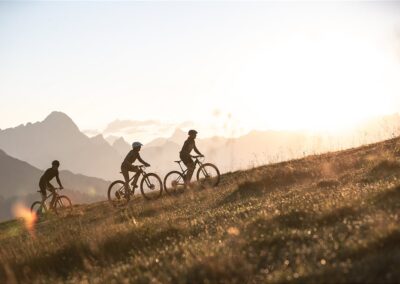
left=0, top=137, right=399, bottom=283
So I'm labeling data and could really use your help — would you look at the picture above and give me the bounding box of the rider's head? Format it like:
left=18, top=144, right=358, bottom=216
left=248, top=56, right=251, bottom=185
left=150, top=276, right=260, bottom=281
left=52, top=160, right=60, bottom=168
left=188, top=129, right=198, bottom=139
left=132, top=141, right=143, bottom=151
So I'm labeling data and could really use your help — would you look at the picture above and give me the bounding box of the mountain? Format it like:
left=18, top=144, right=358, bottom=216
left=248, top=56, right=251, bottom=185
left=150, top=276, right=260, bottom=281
left=0, top=149, right=109, bottom=221
left=0, top=112, right=121, bottom=180
left=112, top=137, right=131, bottom=157
left=2, top=111, right=399, bottom=182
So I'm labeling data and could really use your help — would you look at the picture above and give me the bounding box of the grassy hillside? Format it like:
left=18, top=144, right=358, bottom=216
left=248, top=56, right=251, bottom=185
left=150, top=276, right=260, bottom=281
left=0, top=137, right=399, bottom=283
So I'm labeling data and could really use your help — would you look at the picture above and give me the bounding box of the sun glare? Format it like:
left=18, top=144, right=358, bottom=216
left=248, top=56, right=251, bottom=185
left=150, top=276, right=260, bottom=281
left=233, top=27, right=399, bottom=133
left=12, top=203, right=37, bottom=236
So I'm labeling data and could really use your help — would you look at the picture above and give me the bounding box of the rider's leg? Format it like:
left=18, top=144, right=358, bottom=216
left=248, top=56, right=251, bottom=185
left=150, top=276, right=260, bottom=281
left=39, top=182, right=47, bottom=203
left=181, top=156, right=195, bottom=184
left=121, top=166, right=130, bottom=192
left=48, top=184, right=57, bottom=208
left=131, top=166, right=142, bottom=188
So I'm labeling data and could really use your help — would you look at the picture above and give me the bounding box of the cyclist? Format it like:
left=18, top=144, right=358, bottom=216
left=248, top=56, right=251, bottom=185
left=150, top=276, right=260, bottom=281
left=121, top=142, right=151, bottom=196
left=39, top=160, right=64, bottom=203
left=180, top=130, right=204, bottom=185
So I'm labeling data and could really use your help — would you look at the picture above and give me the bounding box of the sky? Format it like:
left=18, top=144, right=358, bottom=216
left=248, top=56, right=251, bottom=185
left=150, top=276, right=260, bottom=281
left=1, top=1, right=400, bottom=142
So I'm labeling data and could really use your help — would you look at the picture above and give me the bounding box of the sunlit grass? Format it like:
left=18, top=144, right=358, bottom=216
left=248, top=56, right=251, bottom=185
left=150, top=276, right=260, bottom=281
left=0, top=138, right=399, bottom=283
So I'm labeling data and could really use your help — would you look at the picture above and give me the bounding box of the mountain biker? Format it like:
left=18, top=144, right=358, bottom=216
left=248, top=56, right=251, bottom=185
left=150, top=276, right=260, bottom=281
left=121, top=142, right=151, bottom=196
left=180, top=130, right=204, bottom=185
left=39, top=160, right=63, bottom=202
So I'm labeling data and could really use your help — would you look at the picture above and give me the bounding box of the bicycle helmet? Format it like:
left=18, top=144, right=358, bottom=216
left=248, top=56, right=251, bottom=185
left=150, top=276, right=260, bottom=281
left=188, top=129, right=198, bottom=135
left=132, top=141, right=143, bottom=149
left=52, top=160, right=60, bottom=167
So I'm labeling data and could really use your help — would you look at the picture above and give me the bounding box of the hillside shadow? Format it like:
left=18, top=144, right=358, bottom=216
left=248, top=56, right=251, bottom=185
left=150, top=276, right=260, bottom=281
left=288, top=230, right=400, bottom=284
left=219, top=167, right=314, bottom=206
left=2, top=225, right=184, bottom=282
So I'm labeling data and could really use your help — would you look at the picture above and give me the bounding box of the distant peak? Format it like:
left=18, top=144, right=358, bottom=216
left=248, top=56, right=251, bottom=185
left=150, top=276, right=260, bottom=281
left=43, top=111, right=79, bottom=130
left=171, top=128, right=186, bottom=137
left=113, top=136, right=129, bottom=146
left=44, top=111, right=74, bottom=123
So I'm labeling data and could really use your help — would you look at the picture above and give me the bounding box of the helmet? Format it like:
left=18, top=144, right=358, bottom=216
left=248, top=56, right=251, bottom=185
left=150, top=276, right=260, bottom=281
left=52, top=160, right=60, bottom=167
left=132, top=142, right=143, bottom=148
left=188, top=129, right=198, bottom=135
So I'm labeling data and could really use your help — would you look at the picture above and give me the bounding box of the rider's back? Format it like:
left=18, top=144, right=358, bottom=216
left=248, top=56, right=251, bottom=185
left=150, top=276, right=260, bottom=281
left=40, top=167, right=58, bottom=183
left=180, top=138, right=195, bottom=156
left=123, top=149, right=140, bottom=165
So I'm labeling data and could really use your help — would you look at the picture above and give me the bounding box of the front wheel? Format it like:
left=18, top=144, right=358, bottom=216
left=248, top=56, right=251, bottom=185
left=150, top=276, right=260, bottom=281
left=197, top=163, right=220, bottom=188
left=164, top=171, right=186, bottom=195
left=54, top=195, right=72, bottom=215
left=31, top=201, right=47, bottom=216
left=141, top=173, right=163, bottom=200
left=108, top=180, right=130, bottom=207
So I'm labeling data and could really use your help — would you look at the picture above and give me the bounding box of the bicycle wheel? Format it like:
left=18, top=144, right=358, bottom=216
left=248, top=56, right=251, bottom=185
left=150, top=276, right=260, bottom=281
left=141, top=173, right=163, bottom=200
left=197, top=163, right=220, bottom=188
left=164, top=171, right=186, bottom=195
left=54, top=195, right=72, bottom=215
left=31, top=201, right=47, bottom=215
left=108, top=180, right=130, bottom=207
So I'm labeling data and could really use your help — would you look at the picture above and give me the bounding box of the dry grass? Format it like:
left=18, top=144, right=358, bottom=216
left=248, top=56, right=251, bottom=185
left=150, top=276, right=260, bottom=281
left=0, top=137, right=400, bottom=283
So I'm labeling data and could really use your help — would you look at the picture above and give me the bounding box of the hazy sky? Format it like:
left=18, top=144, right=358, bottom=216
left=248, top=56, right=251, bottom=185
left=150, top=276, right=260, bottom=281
left=1, top=1, right=400, bottom=140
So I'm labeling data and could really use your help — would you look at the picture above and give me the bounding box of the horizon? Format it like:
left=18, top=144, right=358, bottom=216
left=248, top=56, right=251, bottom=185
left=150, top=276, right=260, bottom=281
left=1, top=1, right=400, bottom=142
left=2, top=110, right=400, bottom=145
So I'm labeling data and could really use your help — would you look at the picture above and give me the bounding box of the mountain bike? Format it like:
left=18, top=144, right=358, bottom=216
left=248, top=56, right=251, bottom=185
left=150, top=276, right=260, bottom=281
left=108, top=165, right=163, bottom=206
left=164, top=155, right=220, bottom=194
left=31, top=188, right=72, bottom=216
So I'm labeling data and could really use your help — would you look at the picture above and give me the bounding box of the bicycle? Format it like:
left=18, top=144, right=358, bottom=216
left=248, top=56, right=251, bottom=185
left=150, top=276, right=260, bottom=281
left=31, top=188, right=72, bottom=216
left=164, top=155, right=220, bottom=194
left=108, top=165, right=163, bottom=206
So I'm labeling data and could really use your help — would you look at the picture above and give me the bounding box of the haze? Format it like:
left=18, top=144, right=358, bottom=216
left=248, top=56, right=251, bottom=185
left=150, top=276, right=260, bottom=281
left=1, top=1, right=400, bottom=141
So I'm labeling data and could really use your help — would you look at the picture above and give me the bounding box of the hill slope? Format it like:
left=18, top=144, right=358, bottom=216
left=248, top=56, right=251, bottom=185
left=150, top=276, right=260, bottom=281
left=0, top=137, right=399, bottom=283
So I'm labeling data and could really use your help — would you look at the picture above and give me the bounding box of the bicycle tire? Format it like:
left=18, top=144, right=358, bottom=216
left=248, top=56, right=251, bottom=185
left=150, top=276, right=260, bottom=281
left=140, top=173, right=163, bottom=200
left=54, top=195, right=72, bottom=215
left=108, top=180, right=130, bottom=207
left=31, top=201, right=47, bottom=215
left=197, top=163, right=220, bottom=188
left=164, top=171, right=186, bottom=194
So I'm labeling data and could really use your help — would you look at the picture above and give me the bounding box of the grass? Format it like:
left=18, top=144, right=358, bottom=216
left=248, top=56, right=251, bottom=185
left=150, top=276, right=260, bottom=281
left=0, top=137, right=400, bottom=283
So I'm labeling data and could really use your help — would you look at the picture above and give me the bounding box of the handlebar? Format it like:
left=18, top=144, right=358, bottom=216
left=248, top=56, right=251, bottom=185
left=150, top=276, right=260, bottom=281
left=36, top=187, right=63, bottom=193
left=191, top=155, right=205, bottom=159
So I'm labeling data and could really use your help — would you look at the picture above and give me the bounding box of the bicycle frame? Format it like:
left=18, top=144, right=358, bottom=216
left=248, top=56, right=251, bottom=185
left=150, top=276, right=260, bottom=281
left=176, top=156, right=204, bottom=176
left=38, top=188, right=60, bottom=210
left=124, top=166, right=153, bottom=189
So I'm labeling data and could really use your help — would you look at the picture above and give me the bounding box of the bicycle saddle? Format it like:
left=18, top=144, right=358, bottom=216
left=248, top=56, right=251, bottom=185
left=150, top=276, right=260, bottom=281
left=174, top=160, right=182, bottom=163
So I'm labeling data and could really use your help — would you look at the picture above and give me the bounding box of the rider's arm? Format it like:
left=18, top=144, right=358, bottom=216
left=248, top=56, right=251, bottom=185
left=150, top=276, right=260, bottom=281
left=137, top=155, right=150, bottom=167
left=193, top=142, right=203, bottom=156
left=56, top=173, right=64, bottom=189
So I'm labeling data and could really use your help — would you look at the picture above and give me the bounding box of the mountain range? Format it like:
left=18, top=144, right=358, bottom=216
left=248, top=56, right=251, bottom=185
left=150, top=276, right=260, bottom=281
left=1, top=111, right=399, bottom=181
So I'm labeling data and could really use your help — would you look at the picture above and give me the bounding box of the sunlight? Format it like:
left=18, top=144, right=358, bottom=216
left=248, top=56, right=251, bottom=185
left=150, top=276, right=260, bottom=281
left=234, top=30, right=399, bottom=133
left=12, top=202, right=37, bottom=236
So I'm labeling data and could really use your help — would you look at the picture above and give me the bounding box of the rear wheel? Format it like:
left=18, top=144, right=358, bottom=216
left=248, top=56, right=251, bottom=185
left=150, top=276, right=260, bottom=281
left=197, top=163, right=220, bottom=188
left=164, top=171, right=186, bottom=195
left=31, top=201, right=47, bottom=215
left=141, top=173, right=163, bottom=200
left=54, top=195, right=72, bottom=215
left=108, top=180, right=130, bottom=207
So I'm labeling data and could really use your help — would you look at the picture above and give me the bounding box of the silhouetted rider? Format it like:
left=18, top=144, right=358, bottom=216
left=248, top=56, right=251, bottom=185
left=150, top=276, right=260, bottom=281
left=180, top=130, right=204, bottom=185
left=121, top=142, right=150, bottom=192
left=39, top=160, right=63, bottom=201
